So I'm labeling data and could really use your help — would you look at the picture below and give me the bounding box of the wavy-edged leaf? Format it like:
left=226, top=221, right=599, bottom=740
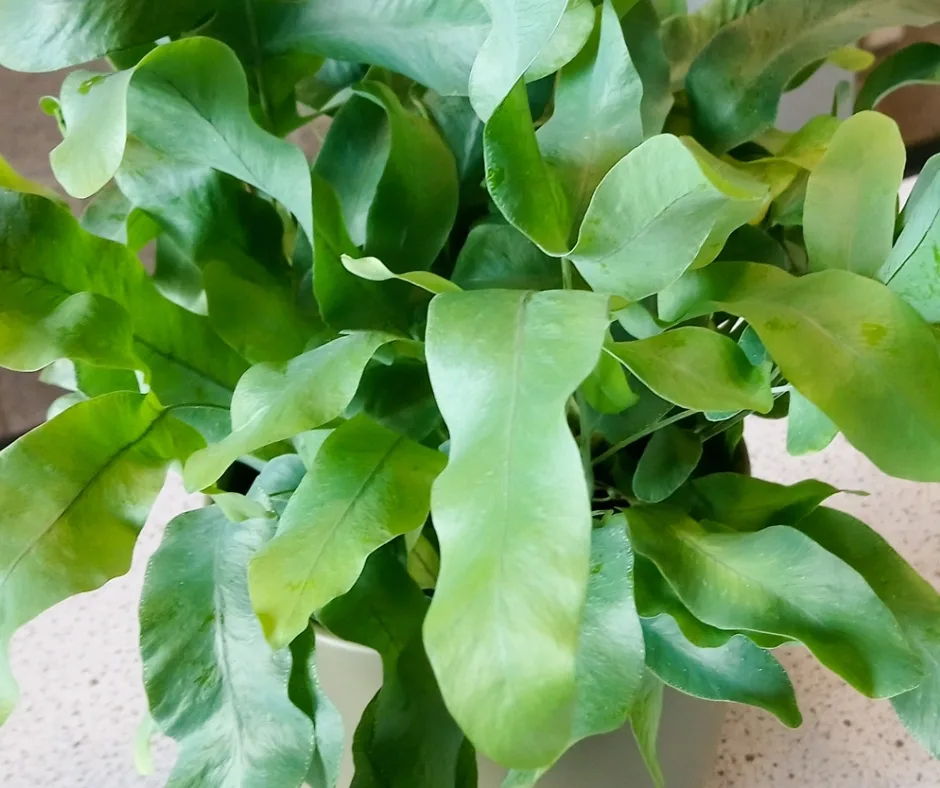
left=686, top=0, right=940, bottom=151
left=319, top=547, right=473, bottom=788
left=250, top=416, right=445, bottom=649
left=641, top=613, right=801, bottom=726
left=634, top=426, right=702, bottom=503
left=804, top=112, right=905, bottom=278
left=661, top=261, right=940, bottom=483
left=0, top=0, right=214, bottom=71
left=856, top=42, right=940, bottom=112
left=184, top=332, right=398, bottom=491
left=0, top=393, right=201, bottom=723
left=425, top=289, right=609, bottom=768
left=470, top=0, right=569, bottom=121
left=569, top=135, right=766, bottom=300
left=795, top=507, right=940, bottom=758
left=625, top=505, right=922, bottom=698
left=787, top=388, right=838, bottom=456
left=140, top=506, right=314, bottom=788
left=0, top=191, right=248, bottom=409
left=341, top=255, right=462, bottom=295
left=607, top=327, right=773, bottom=414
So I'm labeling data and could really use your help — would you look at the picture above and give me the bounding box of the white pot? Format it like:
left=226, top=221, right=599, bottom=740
left=316, top=632, right=726, bottom=788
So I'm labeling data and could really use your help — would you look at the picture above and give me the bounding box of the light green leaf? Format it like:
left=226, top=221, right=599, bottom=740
left=686, top=0, right=940, bottom=151
left=470, top=0, right=569, bottom=121
left=0, top=156, right=60, bottom=202
left=319, top=547, right=473, bottom=788
left=641, top=613, right=801, bottom=726
left=633, top=426, right=702, bottom=503
left=787, top=388, right=838, bottom=456
left=661, top=261, right=940, bottom=483
left=525, top=0, right=596, bottom=81
left=140, top=506, right=315, bottom=788
left=0, top=393, right=201, bottom=723
left=856, top=42, right=940, bottom=112
left=80, top=182, right=160, bottom=251
left=537, top=2, right=646, bottom=229
left=133, top=712, right=156, bottom=776
left=424, top=289, right=610, bottom=768
left=341, top=255, right=462, bottom=295
left=606, top=328, right=773, bottom=414
left=184, top=332, right=398, bottom=491
left=581, top=347, right=639, bottom=415
left=0, top=0, right=214, bottom=71
left=570, top=135, right=766, bottom=300
left=505, top=521, right=646, bottom=786
left=453, top=223, right=564, bottom=291
left=625, top=505, right=923, bottom=698
left=804, top=112, right=905, bottom=278
left=247, top=455, right=308, bottom=517
left=629, top=671, right=665, bottom=788
left=249, top=416, right=445, bottom=649
left=795, top=507, right=940, bottom=758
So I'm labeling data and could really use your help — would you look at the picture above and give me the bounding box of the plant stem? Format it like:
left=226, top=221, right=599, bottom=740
left=577, top=392, right=594, bottom=490
left=592, top=408, right=697, bottom=466
left=561, top=258, right=574, bottom=290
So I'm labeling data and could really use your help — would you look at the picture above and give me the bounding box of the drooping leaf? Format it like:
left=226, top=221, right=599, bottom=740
left=787, top=388, right=839, bottom=456
left=319, top=547, right=473, bottom=788
left=0, top=0, right=214, bottom=71
left=804, top=112, right=905, bottom=278
left=641, top=613, right=801, bottom=726
left=452, top=223, right=564, bottom=291
left=633, top=426, right=703, bottom=503
left=628, top=671, right=666, bottom=788
left=184, top=332, right=400, bottom=491
left=470, top=0, right=569, bottom=121
left=249, top=416, right=445, bottom=649
left=606, top=328, right=773, bottom=414
left=569, top=135, right=767, bottom=300
left=341, top=255, right=462, bottom=295
left=505, top=521, right=646, bottom=785
left=625, top=505, right=923, bottom=699
left=795, top=507, right=940, bottom=758
left=855, top=42, right=940, bottom=112
left=140, top=506, right=315, bottom=788
left=661, top=261, right=940, bottom=483
left=0, top=393, right=201, bottom=723
left=686, top=0, right=940, bottom=151
left=424, top=289, right=609, bottom=768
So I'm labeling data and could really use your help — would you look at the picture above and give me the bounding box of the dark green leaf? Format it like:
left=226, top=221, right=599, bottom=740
left=249, top=415, right=445, bottom=648
left=641, top=613, right=801, bottom=726
left=424, top=289, right=609, bottom=768
left=856, top=42, right=940, bottom=112
left=0, top=393, right=201, bottom=722
left=625, top=505, right=922, bottom=698
left=140, top=506, right=315, bottom=788
left=633, top=426, right=702, bottom=503
left=452, top=223, right=563, bottom=291
left=661, top=261, right=940, bottom=483
left=618, top=0, right=674, bottom=136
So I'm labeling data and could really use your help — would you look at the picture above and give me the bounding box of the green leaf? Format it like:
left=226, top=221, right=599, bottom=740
left=795, top=507, right=940, bottom=758
left=525, top=0, right=596, bottom=81
left=787, top=388, right=838, bottom=456
left=287, top=628, right=344, bottom=788
left=341, top=255, right=462, bottom=295
left=140, top=506, right=315, bottom=788
left=470, top=0, right=569, bottom=121
left=686, top=473, right=838, bottom=532
left=319, top=547, right=473, bottom=788
left=606, top=328, right=773, bottom=414
left=536, top=1, right=646, bottom=228
left=686, top=0, right=940, bottom=151
left=618, top=0, right=674, bottom=137
left=0, top=0, right=214, bottom=71
left=249, top=415, right=445, bottom=649
left=628, top=671, right=666, bottom=788
left=452, top=223, right=564, bottom=291
left=80, top=182, right=160, bottom=251
left=633, top=426, right=703, bottom=503
left=424, top=93, right=486, bottom=197
left=804, top=112, right=905, bottom=278
left=625, top=505, right=923, bottom=698
left=347, top=359, right=443, bottom=443
left=248, top=455, right=308, bottom=517
left=581, top=348, right=639, bottom=415
left=0, top=392, right=201, bottom=723
left=856, top=42, right=940, bottom=112
left=184, top=332, right=398, bottom=491
left=879, top=155, right=940, bottom=322
left=641, top=613, right=801, bottom=727
left=0, top=191, right=248, bottom=409
left=505, top=521, right=646, bottom=786
left=424, top=289, right=610, bottom=769
left=0, top=156, right=60, bottom=201
left=661, top=261, right=940, bottom=483
left=569, top=135, right=767, bottom=300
